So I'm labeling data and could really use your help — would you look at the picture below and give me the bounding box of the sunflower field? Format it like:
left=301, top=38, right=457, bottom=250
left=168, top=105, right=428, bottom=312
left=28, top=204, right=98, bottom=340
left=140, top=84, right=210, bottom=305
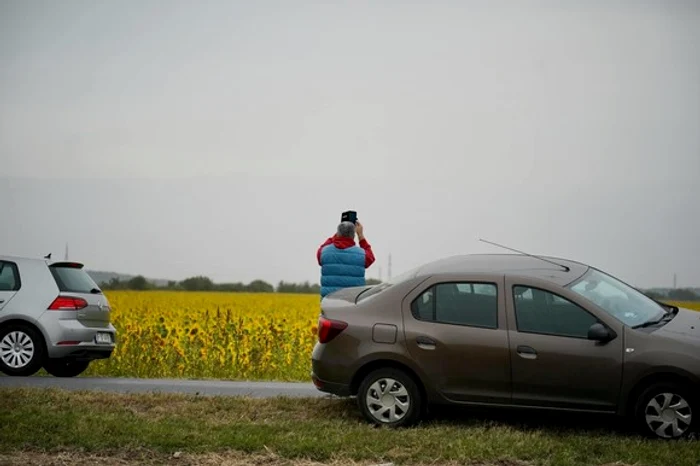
left=82, top=291, right=320, bottom=381
left=79, top=292, right=700, bottom=382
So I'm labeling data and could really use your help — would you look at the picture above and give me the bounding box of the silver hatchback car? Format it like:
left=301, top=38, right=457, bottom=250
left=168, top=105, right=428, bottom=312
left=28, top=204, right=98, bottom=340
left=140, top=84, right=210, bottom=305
left=0, top=254, right=116, bottom=377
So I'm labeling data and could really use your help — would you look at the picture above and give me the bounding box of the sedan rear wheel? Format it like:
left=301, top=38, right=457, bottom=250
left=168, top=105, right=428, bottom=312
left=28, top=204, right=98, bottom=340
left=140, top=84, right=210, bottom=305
left=0, top=324, right=45, bottom=376
left=634, top=382, right=696, bottom=439
left=357, top=367, right=423, bottom=427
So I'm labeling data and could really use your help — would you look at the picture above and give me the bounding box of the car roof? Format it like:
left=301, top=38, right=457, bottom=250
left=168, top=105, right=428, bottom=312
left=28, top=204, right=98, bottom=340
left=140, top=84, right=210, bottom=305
left=412, top=253, right=589, bottom=286
left=0, top=254, right=46, bottom=264
left=0, top=254, right=84, bottom=267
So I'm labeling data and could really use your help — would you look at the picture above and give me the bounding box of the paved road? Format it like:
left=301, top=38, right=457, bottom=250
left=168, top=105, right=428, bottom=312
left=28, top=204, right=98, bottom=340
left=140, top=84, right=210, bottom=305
left=0, top=376, right=330, bottom=398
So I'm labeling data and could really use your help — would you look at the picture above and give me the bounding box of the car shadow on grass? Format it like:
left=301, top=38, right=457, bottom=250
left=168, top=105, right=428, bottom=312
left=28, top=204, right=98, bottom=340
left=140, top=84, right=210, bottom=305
left=325, top=396, right=641, bottom=438
left=424, top=403, right=631, bottom=435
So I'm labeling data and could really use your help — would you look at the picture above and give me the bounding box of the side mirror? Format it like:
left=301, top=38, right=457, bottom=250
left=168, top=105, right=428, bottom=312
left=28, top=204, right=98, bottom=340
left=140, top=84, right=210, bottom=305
left=588, top=323, right=614, bottom=342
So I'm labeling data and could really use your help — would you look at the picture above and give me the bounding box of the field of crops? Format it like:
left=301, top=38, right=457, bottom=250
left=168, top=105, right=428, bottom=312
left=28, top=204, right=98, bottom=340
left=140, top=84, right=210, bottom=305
left=81, top=292, right=700, bottom=381
left=671, top=301, right=700, bottom=312
left=83, top=291, right=320, bottom=381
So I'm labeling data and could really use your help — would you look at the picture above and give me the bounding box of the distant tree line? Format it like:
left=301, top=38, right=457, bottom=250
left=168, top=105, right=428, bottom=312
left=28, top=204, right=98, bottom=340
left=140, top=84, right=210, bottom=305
left=97, top=275, right=382, bottom=293
left=98, top=275, right=697, bottom=300
left=642, top=288, right=699, bottom=301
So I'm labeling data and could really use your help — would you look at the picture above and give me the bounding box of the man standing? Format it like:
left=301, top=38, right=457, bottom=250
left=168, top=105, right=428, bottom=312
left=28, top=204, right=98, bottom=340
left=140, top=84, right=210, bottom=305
left=317, top=220, right=376, bottom=298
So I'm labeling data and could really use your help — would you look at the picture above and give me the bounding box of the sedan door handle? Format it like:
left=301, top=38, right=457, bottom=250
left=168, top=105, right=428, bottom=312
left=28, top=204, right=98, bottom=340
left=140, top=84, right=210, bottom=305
left=517, top=345, right=538, bottom=360
left=416, top=336, right=437, bottom=350
left=0, top=299, right=4, bottom=304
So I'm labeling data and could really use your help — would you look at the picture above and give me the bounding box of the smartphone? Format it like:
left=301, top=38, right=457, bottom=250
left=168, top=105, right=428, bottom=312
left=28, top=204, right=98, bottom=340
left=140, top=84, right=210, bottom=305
left=341, top=210, right=358, bottom=224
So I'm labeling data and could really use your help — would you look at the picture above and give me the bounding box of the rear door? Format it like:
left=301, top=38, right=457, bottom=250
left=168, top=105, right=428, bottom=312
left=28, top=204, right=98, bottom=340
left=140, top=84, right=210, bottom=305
left=504, top=275, right=624, bottom=412
left=0, top=260, right=21, bottom=311
left=48, top=262, right=112, bottom=328
left=402, top=273, right=511, bottom=404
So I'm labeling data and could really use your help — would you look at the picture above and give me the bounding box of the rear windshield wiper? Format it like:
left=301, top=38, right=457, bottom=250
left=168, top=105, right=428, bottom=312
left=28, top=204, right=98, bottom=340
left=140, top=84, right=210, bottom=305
left=90, top=288, right=103, bottom=294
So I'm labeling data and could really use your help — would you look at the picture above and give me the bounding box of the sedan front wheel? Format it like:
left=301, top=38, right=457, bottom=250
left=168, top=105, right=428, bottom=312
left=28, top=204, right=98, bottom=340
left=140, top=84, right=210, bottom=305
left=634, top=382, right=696, bottom=439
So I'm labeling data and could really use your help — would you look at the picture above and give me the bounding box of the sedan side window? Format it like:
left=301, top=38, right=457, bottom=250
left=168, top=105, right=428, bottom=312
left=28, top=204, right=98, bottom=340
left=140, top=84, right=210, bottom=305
left=411, top=282, right=498, bottom=329
left=0, top=261, right=20, bottom=292
left=513, top=285, right=598, bottom=339
left=411, top=287, right=435, bottom=320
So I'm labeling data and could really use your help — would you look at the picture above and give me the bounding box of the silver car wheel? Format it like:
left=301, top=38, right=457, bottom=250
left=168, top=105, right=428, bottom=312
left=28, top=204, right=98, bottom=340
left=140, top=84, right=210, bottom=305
left=645, top=392, right=693, bottom=438
left=365, top=377, right=410, bottom=423
left=0, top=330, right=35, bottom=369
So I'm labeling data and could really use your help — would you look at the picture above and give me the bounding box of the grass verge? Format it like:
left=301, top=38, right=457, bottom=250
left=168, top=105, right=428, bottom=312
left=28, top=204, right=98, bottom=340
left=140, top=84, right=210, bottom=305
left=0, top=387, right=698, bottom=466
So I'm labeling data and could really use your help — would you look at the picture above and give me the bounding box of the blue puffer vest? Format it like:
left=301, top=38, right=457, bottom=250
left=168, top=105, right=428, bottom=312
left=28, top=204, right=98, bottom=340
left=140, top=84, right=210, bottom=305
left=319, top=244, right=366, bottom=298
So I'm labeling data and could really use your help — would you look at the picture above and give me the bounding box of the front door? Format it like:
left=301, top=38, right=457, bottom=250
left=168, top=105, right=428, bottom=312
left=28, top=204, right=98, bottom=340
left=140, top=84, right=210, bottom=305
left=402, top=274, right=511, bottom=404
left=504, top=277, right=624, bottom=412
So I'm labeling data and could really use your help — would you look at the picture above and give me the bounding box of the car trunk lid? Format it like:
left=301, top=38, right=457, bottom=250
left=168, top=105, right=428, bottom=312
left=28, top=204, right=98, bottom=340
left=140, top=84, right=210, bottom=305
left=320, top=286, right=370, bottom=312
left=48, top=262, right=111, bottom=327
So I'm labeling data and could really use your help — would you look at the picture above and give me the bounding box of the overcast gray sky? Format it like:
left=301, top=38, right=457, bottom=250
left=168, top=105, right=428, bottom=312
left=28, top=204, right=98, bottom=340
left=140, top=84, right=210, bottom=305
left=1, top=0, right=699, bottom=288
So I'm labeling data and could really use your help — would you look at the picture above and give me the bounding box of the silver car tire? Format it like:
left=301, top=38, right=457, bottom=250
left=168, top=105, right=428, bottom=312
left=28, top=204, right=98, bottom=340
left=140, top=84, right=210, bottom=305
left=634, top=382, right=696, bottom=440
left=0, top=323, right=45, bottom=377
left=357, top=367, right=423, bottom=428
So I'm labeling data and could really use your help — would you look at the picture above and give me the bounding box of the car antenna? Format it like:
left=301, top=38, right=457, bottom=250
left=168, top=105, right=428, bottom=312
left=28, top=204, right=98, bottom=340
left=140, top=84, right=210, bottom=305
left=44, top=252, right=52, bottom=260
left=478, top=238, right=570, bottom=272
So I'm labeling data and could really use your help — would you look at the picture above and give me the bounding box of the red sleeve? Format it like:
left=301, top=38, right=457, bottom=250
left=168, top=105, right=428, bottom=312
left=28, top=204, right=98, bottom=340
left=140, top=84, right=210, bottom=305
left=359, top=238, right=375, bottom=268
left=317, top=237, right=334, bottom=265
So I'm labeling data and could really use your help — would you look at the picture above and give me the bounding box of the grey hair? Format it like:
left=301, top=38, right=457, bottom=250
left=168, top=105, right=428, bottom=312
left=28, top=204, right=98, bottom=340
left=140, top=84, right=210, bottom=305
left=336, top=221, right=356, bottom=238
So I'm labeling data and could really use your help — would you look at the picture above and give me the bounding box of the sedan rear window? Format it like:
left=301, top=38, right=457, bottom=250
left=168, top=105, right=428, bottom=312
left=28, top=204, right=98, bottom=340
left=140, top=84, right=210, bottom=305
left=49, top=264, right=101, bottom=294
left=356, top=266, right=421, bottom=303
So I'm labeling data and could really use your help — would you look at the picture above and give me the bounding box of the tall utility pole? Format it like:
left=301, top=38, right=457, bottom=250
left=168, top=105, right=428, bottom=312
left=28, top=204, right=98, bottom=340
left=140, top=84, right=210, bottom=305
left=388, top=254, right=392, bottom=281
left=64, top=243, right=69, bottom=261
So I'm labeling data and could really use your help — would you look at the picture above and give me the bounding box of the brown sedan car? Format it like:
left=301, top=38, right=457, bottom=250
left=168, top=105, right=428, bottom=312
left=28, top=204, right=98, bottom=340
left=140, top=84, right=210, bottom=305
left=311, top=253, right=700, bottom=439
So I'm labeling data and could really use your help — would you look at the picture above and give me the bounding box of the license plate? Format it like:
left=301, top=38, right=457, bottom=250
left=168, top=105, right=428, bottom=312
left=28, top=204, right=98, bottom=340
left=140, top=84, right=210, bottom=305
left=95, top=332, right=112, bottom=344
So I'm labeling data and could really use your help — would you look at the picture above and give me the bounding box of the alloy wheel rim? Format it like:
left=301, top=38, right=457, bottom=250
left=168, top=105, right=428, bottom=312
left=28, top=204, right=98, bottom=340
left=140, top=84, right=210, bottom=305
left=0, top=331, right=35, bottom=369
left=645, top=392, right=692, bottom=438
left=365, top=377, right=410, bottom=423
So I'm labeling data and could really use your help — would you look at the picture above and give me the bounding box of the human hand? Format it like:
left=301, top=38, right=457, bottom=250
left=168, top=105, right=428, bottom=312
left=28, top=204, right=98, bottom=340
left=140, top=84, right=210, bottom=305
left=355, top=221, right=364, bottom=239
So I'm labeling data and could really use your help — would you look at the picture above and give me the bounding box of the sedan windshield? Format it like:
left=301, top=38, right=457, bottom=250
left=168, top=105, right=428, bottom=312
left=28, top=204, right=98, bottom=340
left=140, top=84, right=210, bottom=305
left=567, top=268, right=666, bottom=327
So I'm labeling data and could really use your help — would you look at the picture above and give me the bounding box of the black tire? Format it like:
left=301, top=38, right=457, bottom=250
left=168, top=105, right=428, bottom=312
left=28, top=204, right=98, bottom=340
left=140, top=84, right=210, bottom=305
left=0, top=323, right=45, bottom=377
left=357, top=367, right=423, bottom=428
left=633, top=382, right=696, bottom=440
left=43, top=359, right=90, bottom=378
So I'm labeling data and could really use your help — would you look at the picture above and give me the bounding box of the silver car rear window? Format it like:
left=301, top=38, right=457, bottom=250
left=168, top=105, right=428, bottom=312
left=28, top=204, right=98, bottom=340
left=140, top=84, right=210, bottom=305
left=49, top=265, right=101, bottom=294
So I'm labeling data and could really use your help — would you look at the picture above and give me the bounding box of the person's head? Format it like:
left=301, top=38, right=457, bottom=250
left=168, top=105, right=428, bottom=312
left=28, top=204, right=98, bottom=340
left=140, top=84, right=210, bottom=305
left=336, top=221, right=356, bottom=239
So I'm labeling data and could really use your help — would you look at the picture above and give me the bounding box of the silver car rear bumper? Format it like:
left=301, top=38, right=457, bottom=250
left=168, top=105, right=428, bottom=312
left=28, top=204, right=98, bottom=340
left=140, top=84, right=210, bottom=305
left=38, top=310, right=117, bottom=359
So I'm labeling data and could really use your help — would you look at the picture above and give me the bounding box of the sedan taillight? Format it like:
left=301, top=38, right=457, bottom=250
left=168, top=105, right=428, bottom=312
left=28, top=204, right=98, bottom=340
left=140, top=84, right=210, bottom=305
left=48, top=296, right=88, bottom=310
left=318, top=316, right=348, bottom=343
